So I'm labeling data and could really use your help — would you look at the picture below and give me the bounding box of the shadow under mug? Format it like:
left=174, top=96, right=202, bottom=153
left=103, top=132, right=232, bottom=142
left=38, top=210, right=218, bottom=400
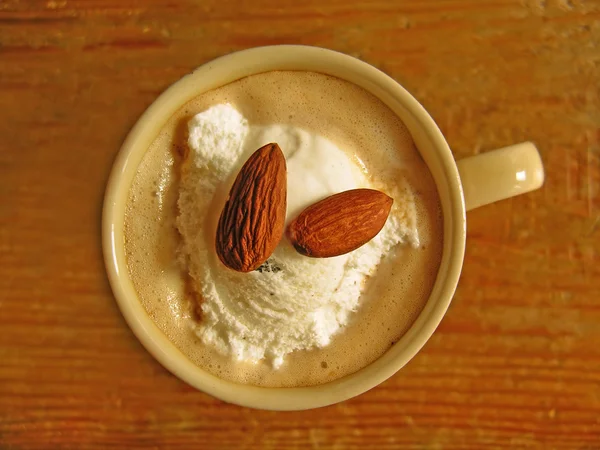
left=103, top=45, right=544, bottom=410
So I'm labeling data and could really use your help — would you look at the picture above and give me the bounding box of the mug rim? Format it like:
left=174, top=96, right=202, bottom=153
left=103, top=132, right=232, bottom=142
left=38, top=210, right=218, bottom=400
left=102, top=45, right=466, bottom=410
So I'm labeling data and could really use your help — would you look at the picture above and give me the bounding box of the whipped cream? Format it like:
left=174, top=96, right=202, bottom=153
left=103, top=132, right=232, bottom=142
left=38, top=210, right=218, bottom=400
left=177, top=104, right=419, bottom=368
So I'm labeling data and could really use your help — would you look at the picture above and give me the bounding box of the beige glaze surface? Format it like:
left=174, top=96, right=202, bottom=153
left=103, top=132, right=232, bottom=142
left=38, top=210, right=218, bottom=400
left=104, top=45, right=467, bottom=410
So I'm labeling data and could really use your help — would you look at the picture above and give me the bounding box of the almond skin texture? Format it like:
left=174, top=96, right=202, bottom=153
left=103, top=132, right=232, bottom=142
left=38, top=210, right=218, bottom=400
left=287, top=189, right=393, bottom=258
left=216, top=143, right=287, bottom=272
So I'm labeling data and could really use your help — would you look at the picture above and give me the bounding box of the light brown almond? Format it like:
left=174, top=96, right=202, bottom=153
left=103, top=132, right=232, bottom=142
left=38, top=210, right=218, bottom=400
left=216, top=143, right=287, bottom=272
left=287, top=189, right=393, bottom=258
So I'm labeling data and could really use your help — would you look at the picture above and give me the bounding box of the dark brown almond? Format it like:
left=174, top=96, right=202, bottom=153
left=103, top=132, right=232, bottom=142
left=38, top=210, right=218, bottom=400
left=216, top=143, right=287, bottom=272
left=287, top=189, right=393, bottom=258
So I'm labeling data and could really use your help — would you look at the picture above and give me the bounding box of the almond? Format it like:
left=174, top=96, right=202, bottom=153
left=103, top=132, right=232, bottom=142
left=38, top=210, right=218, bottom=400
left=287, top=189, right=393, bottom=258
left=216, top=143, right=287, bottom=272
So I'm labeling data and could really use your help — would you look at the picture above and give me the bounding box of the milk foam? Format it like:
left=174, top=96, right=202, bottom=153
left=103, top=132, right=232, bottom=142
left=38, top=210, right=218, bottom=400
left=124, top=71, right=443, bottom=387
left=177, top=104, right=419, bottom=368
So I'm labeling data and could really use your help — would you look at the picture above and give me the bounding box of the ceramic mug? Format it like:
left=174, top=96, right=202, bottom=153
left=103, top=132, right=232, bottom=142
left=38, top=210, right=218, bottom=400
left=103, top=45, right=544, bottom=410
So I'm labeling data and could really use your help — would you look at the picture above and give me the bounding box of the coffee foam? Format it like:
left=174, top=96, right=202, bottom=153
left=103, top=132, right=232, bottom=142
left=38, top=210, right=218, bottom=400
left=124, top=71, right=443, bottom=387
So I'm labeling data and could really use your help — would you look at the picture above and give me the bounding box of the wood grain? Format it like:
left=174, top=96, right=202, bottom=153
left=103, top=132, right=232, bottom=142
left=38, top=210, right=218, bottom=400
left=1, top=0, right=599, bottom=448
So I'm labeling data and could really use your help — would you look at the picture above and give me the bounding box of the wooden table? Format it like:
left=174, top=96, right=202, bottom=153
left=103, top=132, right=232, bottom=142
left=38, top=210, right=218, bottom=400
left=2, top=1, right=599, bottom=448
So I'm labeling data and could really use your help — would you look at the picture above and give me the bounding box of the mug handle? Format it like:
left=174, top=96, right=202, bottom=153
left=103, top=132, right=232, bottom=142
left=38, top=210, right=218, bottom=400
left=456, top=142, right=545, bottom=211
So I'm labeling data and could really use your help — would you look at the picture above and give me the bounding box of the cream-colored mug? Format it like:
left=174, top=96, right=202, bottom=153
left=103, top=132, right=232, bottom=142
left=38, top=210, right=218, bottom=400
left=103, top=45, right=544, bottom=410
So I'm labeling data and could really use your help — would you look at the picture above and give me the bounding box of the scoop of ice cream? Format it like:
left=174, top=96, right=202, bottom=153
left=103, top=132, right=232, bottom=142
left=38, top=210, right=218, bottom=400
left=176, top=104, right=419, bottom=368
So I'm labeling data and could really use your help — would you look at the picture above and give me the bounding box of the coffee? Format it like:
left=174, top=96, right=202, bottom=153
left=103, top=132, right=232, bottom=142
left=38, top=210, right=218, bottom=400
left=124, top=71, right=443, bottom=387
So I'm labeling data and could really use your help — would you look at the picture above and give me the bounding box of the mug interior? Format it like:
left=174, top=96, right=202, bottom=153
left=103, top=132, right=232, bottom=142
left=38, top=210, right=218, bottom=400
left=102, top=45, right=466, bottom=410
